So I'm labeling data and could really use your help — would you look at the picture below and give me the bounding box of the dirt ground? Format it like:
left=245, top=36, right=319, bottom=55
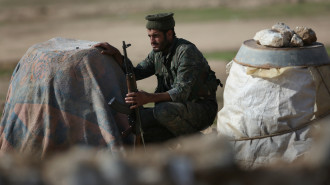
left=1, top=16, right=330, bottom=62
left=1, top=4, right=330, bottom=113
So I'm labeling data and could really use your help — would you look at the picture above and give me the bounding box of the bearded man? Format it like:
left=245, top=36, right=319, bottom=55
left=94, top=13, right=221, bottom=143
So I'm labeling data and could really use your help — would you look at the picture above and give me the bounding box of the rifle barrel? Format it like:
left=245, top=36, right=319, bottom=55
left=122, top=41, right=145, bottom=150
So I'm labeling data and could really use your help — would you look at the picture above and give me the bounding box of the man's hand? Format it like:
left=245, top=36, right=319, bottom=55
left=93, top=42, right=123, bottom=67
left=125, top=91, right=172, bottom=109
left=125, top=91, right=150, bottom=109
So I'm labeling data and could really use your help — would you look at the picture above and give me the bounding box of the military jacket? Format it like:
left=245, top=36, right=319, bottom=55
left=134, top=38, right=219, bottom=102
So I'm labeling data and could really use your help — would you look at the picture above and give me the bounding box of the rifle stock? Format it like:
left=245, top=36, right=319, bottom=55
left=108, top=97, right=131, bottom=115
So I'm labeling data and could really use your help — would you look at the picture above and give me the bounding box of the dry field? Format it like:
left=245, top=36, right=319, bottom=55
left=1, top=0, right=330, bottom=116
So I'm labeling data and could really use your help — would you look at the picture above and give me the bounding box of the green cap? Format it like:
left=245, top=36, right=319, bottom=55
left=145, top=13, right=175, bottom=30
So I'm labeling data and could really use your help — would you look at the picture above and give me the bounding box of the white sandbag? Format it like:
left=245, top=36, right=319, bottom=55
left=217, top=61, right=330, bottom=168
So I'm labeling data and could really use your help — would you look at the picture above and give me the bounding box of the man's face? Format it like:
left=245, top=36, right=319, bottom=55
left=147, top=29, right=170, bottom=52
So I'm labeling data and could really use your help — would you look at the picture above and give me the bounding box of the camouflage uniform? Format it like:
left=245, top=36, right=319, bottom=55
left=134, top=38, right=220, bottom=143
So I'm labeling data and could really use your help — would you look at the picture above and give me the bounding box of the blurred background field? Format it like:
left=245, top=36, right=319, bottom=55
left=1, top=0, right=330, bottom=117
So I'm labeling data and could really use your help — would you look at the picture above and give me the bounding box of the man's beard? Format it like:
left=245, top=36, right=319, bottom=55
left=152, top=39, right=171, bottom=53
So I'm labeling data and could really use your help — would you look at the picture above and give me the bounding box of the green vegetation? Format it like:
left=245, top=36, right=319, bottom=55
left=0, top=0, right=101, bottom=7
left=175, top=2, right=330, bottom=22
left=204, top=50, right=237, bottom=62
left=204, top=45, right=330, bottom=62
left=1, top=1, right=329, bottom=25
left=326, top=46, right=330, bottom=56
left=0, top=62, right=15, bottom=118
left=0, top=62, right=17, bottom=77
left=123, top=2, right=330, bottom=23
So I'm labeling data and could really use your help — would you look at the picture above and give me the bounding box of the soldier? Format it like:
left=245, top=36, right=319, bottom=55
left=95, top=13, right=221, bottom=143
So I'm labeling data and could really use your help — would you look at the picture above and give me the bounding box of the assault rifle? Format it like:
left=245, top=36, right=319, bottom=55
left=108, top=41, right=145, bottom=149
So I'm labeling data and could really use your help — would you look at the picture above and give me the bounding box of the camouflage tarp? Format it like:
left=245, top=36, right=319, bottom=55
left=0, top=38, right=130, bottom=157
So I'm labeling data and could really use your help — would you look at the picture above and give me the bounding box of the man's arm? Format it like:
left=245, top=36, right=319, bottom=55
left=126, top=44, right=203, bottom=107
left=94, top=42, right=167, bottom=108
left=167, top=45, right=201, bottom=102
left=93, top=42, right=124, bottom=67
left=93, top=42, right=156, bottom=80
left=125, top=91, right=171, bottom=109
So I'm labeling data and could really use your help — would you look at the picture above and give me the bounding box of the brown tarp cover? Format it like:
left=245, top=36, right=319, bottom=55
left=0, top=38, right=130, bottom=157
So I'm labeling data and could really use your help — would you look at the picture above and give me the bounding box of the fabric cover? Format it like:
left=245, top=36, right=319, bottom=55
left=217, top=61, right=330, bottom=168
left=0, top=37, right=130, bottom=158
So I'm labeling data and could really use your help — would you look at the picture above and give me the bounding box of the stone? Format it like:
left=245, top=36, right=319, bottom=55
left=304, top=115, right=330, bottom=168
left=124, top=134, right=236, bottom=184
left=43, top=134, right=236, bottom=185
left=293, top=26, right=317, bottom=45
left=272, top=22, right=292, bottom=33
left=272, top=22, right=294, bottom=47
left=290, top=34, right=304, bottom=47
left=0, top=153, right=43, bottom=185
left=2, top=130, right=330, bottom=184
left=253, top=29, right=284, bottom=47
left=44, top=147, right=135, bottom=185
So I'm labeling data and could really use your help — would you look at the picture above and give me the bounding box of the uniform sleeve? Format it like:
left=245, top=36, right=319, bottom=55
left=167, top=45, right=201, bottom=102
left=133, top=51, right=155, bottom=80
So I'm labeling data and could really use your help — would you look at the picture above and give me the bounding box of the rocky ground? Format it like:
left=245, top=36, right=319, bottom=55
left=1, top=120, right=330, bottom=185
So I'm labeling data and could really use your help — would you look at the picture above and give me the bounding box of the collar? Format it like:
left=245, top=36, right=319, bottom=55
left=162, top=37, right=178, bottom=61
